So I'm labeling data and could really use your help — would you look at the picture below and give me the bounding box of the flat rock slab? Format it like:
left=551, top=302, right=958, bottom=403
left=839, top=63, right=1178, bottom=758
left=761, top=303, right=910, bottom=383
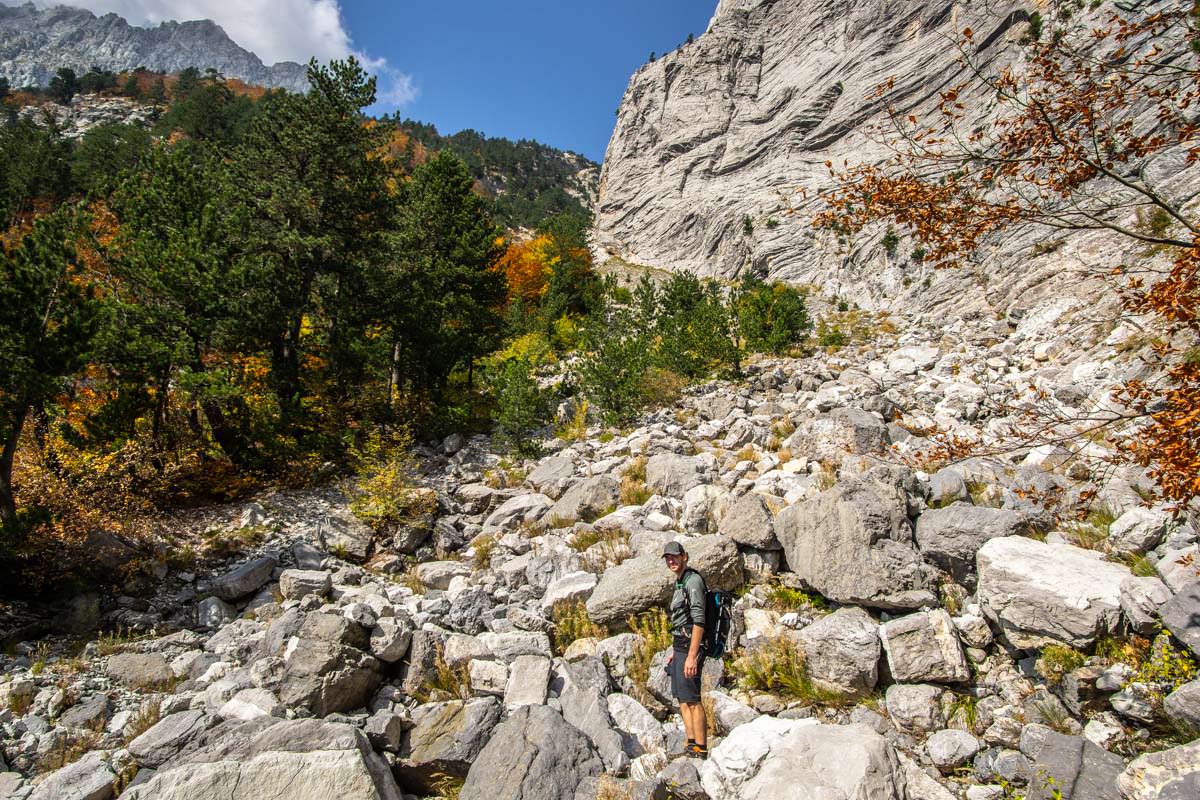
left=700, top=716, right=906, bottom=800
left=976, top=536, right=1130, bottom=649
left=106, top=652, right=174, bottom=691
left=210, top=556, right=277, bottom=601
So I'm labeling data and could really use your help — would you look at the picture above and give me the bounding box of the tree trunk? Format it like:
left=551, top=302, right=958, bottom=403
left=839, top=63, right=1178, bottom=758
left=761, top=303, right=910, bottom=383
left=1, top=405, right=29, bottom=527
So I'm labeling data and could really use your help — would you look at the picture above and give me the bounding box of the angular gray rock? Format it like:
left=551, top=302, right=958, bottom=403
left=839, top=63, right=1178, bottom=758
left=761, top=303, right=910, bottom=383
left=504, top=654, right=551, bottom=709
left=879, top=609, right=969, bottom=684
left=977, top=536, right=1130, bottom=649
left=1117, top=739, right=1200, bottom=800
left=369, top=616, right=413, bottom=663
left=645, top=453, right=708, bottom=498
left=927, top=729, right=982, bottom=772
left=459, top=705, right=604, bottom=800
left=397, top=698, right=502, bottom=793
left=1119, top=575, right=1172, bottom=636
left=1159, top=580, right=1200, bottom=658
left=1164, top=679, right=1200, bottom=730
left=585, top=534, right=742, bottom=627
left=1019, top=728, right=1126, bottom=800
left=549, top=475, right=621, bottom=523
left=885, top=683, right=944, bottom=733
left=27, top=750, right=116, bottom=800
left=699, top=716, right=906, bottom=800
left=718, top=492, right=780, bottom=550
left=279, top=637, right=382, bottom=717
left=784, top=407, right=888, bottom=461
left=129, top=710, right=215, bottom=768
left=914, top=503, right=1027, bottom=583
left=1107, top=507, right=1170, bottom=554
left=278, top=569, right=332, bottom=600
left=555, top=658, right=629, bottom=773
left=484, top=493, right=554, bottom=531
left=792, top=606, right=880, bottom=697
left=774, top=478, right=936, bottom=610
left=527, top=456, right=576, bottom=497
left=105, top=652, right=174, bottom=691
left=209, top=556, right=277, bottom=601
left=122, top=719, right=401, bottom=800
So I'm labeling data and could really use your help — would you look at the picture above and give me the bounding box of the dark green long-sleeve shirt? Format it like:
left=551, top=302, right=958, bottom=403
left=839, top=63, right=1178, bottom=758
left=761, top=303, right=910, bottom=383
left=669, top=569, right=706, bottom=641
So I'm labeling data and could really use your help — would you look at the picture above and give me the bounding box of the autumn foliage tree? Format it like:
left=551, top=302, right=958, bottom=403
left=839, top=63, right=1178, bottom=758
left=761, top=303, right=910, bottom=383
left=815, top=5, right=1200, bottom=507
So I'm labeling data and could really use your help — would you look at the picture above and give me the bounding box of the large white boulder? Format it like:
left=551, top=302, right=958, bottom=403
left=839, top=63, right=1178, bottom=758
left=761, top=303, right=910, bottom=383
left=699, top=716, right=906, bottom=800
left=976, top=536, right=1130, bottom=649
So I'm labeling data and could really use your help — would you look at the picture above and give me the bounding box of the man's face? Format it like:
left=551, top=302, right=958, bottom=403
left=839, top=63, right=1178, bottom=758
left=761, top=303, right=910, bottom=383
left=664, top=553, right=685, bottom=575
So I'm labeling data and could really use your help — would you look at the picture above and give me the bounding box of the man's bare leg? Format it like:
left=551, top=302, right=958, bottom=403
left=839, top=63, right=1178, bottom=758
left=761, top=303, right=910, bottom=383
left=681, top=702, right=707, bottom=749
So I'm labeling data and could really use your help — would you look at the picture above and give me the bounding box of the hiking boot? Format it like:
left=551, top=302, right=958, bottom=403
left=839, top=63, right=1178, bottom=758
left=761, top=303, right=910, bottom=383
left=685, top=742, right=709, bottom=760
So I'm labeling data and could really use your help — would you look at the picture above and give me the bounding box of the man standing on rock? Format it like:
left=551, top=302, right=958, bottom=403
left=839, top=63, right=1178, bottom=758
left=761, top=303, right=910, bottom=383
left=663, top=540, right=708, bottom=758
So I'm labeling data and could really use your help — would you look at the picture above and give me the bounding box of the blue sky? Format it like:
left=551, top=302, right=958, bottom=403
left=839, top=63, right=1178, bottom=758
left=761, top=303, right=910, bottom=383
left=343, top=1, right=715, bottom=161
left=20, top=0, right=716, bottom=161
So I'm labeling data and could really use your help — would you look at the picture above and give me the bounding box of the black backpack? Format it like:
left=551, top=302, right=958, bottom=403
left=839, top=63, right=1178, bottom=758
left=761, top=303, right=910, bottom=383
left=681, top=568, right=733, bottom=658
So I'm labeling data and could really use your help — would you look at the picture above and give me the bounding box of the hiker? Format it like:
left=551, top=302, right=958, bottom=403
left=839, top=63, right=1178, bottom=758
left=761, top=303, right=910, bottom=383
left=662, top=540, right=708, bottom=759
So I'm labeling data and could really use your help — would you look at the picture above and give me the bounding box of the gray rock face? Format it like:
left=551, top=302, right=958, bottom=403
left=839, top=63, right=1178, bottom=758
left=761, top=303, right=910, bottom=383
left=791, top=606, right=879, bottom=696
left=122, top=719, right=401, bottom=800
left=774, top=478, right=936, bottom=610
left=1020, top=728, right=1126, bottom=800
left=784, top=407, right=888, bottom=461
left=976, top=536, right=1130, bottom=649
left=505, top=654, right=551, bottom=709
left=718, top=492, right=779, bottom=549
left=129, top=710, right=215, bottom=768
left=915, top=503, right=1027, bottom=583
left=278, top=569, right=332, bottom=600
left=1159, top=580, right=1200, bottom=658
left=0, top=3, right=309, bottom=92
left=398, top=698, right=502, bottom=793
left=279, top=636, right=382, bottom=717
left=645, top=453, right=708, bottom=498
left=927, top=729, right=981, bottom=772
left=555, top=658, right=629, bottom=773
left=1164, top=679, right=1200, bottom=730
left=209, top=556, right=277, bottom=601
left=550, top=476, right=620, bottom=523
left=585, top=534, right=742, bottom=626
left=592, top=0, right=1085, bottom=313
left=699, top=716, right=906, bottom=800
left=879, top=609, right=969, bottom=684
left=1117, top=739, right=1200, bottom=800
left=105, top=652, right=174, bottom=690
left=459, top=705, right=604, bottom=800
left=1119, top=576, right=1172, bottom=636
left=27, top=750, right=116, bottom=800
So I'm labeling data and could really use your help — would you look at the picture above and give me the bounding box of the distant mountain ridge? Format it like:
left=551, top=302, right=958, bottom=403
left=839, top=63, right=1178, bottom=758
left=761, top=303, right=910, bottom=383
left=0, top=1, right=309, bottom=92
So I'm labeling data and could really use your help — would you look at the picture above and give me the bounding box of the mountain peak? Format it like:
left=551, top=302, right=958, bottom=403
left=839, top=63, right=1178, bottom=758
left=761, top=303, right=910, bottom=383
left=0, top=2, right=309, bottom=92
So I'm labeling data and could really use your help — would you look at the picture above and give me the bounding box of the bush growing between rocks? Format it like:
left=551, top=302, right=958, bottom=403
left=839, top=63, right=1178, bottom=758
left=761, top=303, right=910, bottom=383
left=348, top=428, right=432, bottom=532
left=729, top=636, right=849, bottom=706
left=552, top=600, right=607, bottom=655
left=1036, top=645, right=1087, bottom=685
left=416, top=645, right=472, bottom=703
left=619, top=456, right=651, bottom=506
left=492, top=357, right=548, bottom=456
left=37, top=728, right=102, bottom=774
left=627, top=609, right=671, bottom=704
left=1060, top=505, right=1117, bottom=550
left=762, top=582, right=827, bottom=612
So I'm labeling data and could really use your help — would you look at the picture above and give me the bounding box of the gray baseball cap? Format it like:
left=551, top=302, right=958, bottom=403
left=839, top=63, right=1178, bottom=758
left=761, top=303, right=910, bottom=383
left=662, top=541, right=685, bottom=557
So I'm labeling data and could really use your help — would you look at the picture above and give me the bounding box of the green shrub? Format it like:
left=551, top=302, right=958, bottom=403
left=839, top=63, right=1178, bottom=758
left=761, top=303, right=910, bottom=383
left=734, top=276, right=811, bottom=355
left=551, top=600, right=607, bottom=655
left=627, top=609, right=673, bottom=704
left=763, top=583, right=826, bottom=612
left=729, top=636, right=849, bottom=705
left=1037, top=644, right=1087, bottom=684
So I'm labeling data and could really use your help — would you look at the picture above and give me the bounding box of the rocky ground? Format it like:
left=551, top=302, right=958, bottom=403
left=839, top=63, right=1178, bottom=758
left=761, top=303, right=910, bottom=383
left=1, top=296, right=1198, bottom=800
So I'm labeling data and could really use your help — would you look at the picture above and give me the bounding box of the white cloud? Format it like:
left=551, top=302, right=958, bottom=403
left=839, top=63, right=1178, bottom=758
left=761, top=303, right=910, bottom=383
left=25, top=0, right=417, bottom=106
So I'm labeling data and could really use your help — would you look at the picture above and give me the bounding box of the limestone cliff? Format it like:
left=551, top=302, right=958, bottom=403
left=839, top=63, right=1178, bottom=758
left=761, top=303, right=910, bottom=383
left=0, top=2, right=308, bottom=93
left=593, top=0, right=1191, bottom=320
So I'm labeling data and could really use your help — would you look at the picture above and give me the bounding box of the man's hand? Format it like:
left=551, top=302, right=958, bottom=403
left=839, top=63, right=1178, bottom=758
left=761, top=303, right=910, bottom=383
left=684, top=653, right=699, bottom=678
left=666, top=651, right=674, bottom=666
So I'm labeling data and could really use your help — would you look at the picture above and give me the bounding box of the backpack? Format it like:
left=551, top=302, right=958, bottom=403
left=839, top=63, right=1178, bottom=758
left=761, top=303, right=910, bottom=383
left=681, top=568, right=734, bottom=659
